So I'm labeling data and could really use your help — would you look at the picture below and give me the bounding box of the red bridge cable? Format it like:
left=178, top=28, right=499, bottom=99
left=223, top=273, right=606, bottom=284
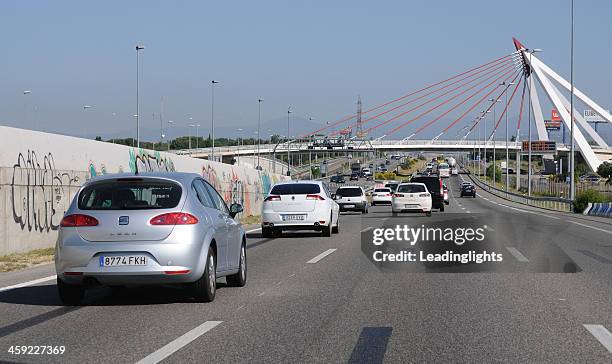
left=408, top=70, right=520, bottom=137
left=489, top=77, right=524, bottom=138
left=382, top=67, right=517, bottom=136
left=300, top=53, right=516, bottom=137
left=441, top=71, right=524, bottom=135
left=516, top=77, right=528, bottom=131
left=329, top=57, right=515, bottom=135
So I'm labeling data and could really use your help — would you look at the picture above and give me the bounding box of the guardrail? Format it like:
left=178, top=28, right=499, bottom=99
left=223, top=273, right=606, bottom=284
left=583, top=202, right=612, bottom=218
left=465, top=169, right=573, bottom=212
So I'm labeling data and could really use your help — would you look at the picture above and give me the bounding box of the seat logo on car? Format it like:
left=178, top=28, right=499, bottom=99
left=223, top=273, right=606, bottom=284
left=118, top=216, right=129, bottom=225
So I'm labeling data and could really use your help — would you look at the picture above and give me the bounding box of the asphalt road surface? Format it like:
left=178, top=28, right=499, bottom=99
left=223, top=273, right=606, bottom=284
left=0, top=174, right=611, bottom=363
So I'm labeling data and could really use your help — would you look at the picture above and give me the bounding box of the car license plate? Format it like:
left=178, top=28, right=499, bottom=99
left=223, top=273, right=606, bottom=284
left=99, top=255, right=147, bottom=267
left=405, top=204, right=418, bottom=208
left=282, top=214, right=305, bottom=221
left=344, top=204, right=355, bottom=208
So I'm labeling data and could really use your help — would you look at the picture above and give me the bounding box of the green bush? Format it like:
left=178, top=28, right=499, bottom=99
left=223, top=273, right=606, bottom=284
left=486, top=164, right=502, bottom=182
left=573, top=189, right=607, bottom=213
left=375, top=171, right=397, bottom=180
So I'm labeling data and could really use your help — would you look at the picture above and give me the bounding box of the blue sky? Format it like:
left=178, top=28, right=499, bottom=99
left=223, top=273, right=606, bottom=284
left=1, top=0, right=611, bottom=140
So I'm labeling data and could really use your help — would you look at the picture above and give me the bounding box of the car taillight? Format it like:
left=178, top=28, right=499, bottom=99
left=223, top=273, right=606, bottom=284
left=393, top=193, right=404, bottom=197
left=264, top=195, right=281, bottom=202
left=439, top=179, right=443, bottom=195
left=420, top=193, right=430, bottom=197
left=60, top=214, right=99, bottom=227
left=386, top=193, right=392, bottom=197
left=306, top=194, right=325, bottom=200
left=150, top=212, right=198, bottom=225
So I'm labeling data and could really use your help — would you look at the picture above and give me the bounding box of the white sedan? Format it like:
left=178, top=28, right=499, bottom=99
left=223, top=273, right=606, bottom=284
left=371, top=187, right=393, bottom=206
left=262, top=181, right=340, bottom=237
left=391, top=183, right=433, bottom=216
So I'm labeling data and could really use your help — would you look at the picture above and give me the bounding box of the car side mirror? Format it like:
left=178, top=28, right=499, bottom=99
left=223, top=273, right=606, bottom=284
left=229, top=203, right=243, bottom=218
left=331, top=194, right=336, bottom=200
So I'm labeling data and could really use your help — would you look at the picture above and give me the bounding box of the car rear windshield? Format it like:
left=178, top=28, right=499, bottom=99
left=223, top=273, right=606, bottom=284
left=336, top=187, right=362, bottom=197
left=397, top=184, right=426, bottom=193
left=438, top=163, right=449, bottom=169
left=270, top=183, right=320, bottom=195
left=374, top=188, right=391, bottom=193
left=78, top=179, right=182, bottom=210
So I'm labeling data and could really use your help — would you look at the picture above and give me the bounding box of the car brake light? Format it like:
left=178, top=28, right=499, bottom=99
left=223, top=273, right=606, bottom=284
left=264, top=195, right=281, bottom=202
left=306, top=194, right=325, bottom=200
left=393, top=193, right=404, bottom=197
left=419, top=193, right=430, bottom=197
left=60, top=214, right=99, bottom=227
left=150, top=212, right=198, bottom=225
left=164, top=270, right=191, bottom=275
left=439, top=179, right=443, bottom=195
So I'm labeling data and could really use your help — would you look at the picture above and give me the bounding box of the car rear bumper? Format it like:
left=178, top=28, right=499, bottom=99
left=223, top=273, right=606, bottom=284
left=262, top=209, right=331, bottom=230
left=372, top=197, right=392, bottom=204
left=338, top=202, right=366, bottom=211
left=392, top=201, right=432, bottom=212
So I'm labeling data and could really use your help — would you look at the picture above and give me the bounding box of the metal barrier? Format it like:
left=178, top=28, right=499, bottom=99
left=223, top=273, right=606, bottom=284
left=583, top=202, right=612, bottom=218
left=466, top=170, right=572, bottom=212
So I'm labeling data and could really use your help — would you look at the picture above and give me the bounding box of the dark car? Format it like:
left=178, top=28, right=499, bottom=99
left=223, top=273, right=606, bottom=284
left=336, top=175, right=346, bottom=183
left=384, top=182, right=399, bottom=192
left=385, top=159, right=390, bottom=165
left=330, top=175, right=339, bottom=183
left=410, top=175, right=445, bottom=211
left=350, top=172, right=359, bottom=181
left=460, top=183, right=476, bottom=197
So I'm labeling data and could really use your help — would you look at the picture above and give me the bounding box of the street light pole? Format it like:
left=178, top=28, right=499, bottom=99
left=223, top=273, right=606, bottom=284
left=257, top=98, right=263, bottom=170
left=489, top=98, right=501, bottom=188
left=236, top=128, right=243, bottom=165
left=526, top=48, right=542, bottom=197
left=167, top=120, right=174, bottom=151
left=196, top=123, right=200, bottom=150
left=211, top=80, right=220, bottom=162
left=308, top=116, right=315, bottom=179
left=569, top=0, right=576, bottom=202
left=505, top=82, right=515, bottom=193
left=135, top=45, right=144, bottom=149
left=287, top=106, right=292, bottom=176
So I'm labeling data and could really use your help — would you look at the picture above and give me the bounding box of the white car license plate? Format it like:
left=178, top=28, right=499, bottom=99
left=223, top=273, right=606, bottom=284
left=282, top=214, right=305, bottom=221
left=344, top=204, right=355, bottom=208
left=100, top=255, right=147, bottom=267
left=405, top=204, right=419, bottom=208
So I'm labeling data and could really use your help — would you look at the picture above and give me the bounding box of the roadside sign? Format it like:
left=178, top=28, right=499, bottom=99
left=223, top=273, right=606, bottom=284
left=544, top=119, right=561, bottom=130
left=551, top=109, right=561, bottom=121
left=583, top=109, right=609, bottom=123
left=522, top=140, right=556, bottom=154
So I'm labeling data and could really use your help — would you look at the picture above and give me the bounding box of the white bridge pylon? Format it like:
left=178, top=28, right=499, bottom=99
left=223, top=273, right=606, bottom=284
left=514, top=38, right=612, bottom=171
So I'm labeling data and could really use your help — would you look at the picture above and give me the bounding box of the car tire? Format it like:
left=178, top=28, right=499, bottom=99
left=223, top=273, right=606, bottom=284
left=322, top=214, right=332, bottom=237
left=371, top=202, right=376, bottom=206
left=332, top=219, right=339, bottom=234
left=57, top=278, right=85, bottom=306
left=193, top=247, right=216, bottom=302
left=439, top=204, right=445, bottom=212
left=226, top=242, right=247, bottom=287
left=426, top=211, right=432, bottom=217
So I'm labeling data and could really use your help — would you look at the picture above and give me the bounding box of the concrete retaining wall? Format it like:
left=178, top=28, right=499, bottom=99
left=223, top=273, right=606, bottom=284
left=0, top=126, right=288, bottom=255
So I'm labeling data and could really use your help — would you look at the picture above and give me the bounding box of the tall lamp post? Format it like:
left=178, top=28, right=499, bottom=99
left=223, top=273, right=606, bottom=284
left=167, top=120, right=174, bottom=151
left=188, top=123, right=195, bottom=154
left=135, top=45, right=144, bottom=148
left=569, top=0, right=576, bottom=202
left=257, top=98, right=264, bottom=170
left=287, top=106, right=292, bottom=176
left=196, top=123, right=201, bottom=150
left=308, top=116, right=315, bottom=179
left=482, top=110, right=491, bottom=180
left=211, top=80, right=220, bottom=162
left=504, top=82, right=515, bottom=193
left=236, top=128, right=243, bottom=165
left=489, top=97, right=502, bottom=188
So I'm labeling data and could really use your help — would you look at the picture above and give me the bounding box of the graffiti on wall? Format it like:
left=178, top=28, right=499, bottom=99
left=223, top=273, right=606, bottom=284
left=129, top=149, right=176, bottom=174
left=10, top=151, right=80, bottom=232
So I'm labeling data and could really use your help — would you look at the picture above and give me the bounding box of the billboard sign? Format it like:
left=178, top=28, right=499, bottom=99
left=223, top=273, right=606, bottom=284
left=583, top=109, right=609, bottom=123
left=544, top=119, right=561, bottom=130
left=551, top=109, right=561, bottom=122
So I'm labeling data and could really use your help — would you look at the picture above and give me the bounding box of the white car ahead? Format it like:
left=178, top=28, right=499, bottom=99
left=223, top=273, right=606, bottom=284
left=262, top=181, right=340, bottom=237
left=334, top=186, right=368, bottom=213
left=437, top=163, right=450, bottom=178
left=371, top=187, right=393, bottom=206
left=392, top=182, right=433, bottom=216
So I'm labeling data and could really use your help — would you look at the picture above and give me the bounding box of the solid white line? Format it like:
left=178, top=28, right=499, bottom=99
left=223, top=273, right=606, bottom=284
left=465, top=210, right=471, bottom=214
left=0, top=275, right=57, bottom=293
left=136, top=321, right=223, bottom=364
left=583, top=324, right=612, bottom=353
left=360, top=227, right=373, bottom=233
left=505, top=247, right=529, bottom=262
left=570, top=221, right=612, bottom=235
left=246, top=227, right=261, bottom=233
left=307, top=249, right=337, bottom=264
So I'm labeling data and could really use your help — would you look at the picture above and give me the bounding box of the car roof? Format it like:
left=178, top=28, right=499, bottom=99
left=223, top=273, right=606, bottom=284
left=272, top=180, right=323, bottom=186
left=336, top=185, right=364, bottom=190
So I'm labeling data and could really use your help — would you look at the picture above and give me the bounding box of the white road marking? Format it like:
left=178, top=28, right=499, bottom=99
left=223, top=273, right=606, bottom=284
left=360, top=227, right=374, bottom=233
left=246, top=227, right=261, bottom=233
left=136, top=321, right=223, bottom=364
left=465, top=210, right=471, bottom=214
left=570, top=221, right=612, bottom=235
left=505, top=247, right=529, bottom=262
left=0, top=275, right=57, bottom=294
left=484, top=225, right=495, bottom=232
left=461, top=207, right=465, bottom=210
left=258, top=292, right=265, bottom=296
left=307, top=249, right=337, bottom=264
left=583, top=324, right=612, bottom=353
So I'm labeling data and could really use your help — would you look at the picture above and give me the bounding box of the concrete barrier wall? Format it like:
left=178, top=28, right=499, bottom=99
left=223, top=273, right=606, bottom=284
left=0, top=126, right=288, bottom=255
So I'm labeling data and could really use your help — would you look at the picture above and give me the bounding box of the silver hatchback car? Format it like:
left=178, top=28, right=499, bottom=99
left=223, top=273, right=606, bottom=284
left=55, top=172, right=247, bottom=304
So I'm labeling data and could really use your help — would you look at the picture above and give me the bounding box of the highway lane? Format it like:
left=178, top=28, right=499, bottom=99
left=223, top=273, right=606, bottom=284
left=0, top=175, right=611, bottom=362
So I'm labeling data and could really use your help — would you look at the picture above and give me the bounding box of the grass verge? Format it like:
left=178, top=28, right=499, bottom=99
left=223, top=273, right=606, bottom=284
left=0, top=247, right=55, bottom=273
